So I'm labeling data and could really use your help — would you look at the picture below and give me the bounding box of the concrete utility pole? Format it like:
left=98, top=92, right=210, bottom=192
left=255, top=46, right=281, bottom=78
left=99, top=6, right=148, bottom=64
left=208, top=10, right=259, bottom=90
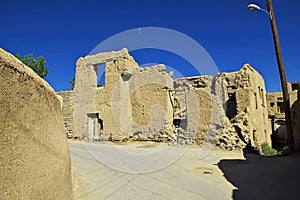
left=248, top=0, right=294, bottom=152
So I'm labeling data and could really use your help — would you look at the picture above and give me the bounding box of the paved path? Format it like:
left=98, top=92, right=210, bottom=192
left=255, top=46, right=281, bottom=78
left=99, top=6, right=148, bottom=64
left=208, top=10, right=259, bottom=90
left=69, top=141, right=242, bottom=200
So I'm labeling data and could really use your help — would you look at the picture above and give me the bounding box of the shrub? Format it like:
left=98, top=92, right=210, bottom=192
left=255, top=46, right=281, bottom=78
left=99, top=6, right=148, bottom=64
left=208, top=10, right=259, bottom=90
left=261, top=143, right=278, bottom=156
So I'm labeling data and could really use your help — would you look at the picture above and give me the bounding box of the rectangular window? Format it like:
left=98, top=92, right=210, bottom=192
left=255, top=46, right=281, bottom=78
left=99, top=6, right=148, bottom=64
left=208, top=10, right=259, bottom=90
left=254, top=92, right=258, bottom=109
left=277, top=102, right=284, bottom=113
left=291, top=83, right=300, bottom=91
left=261, top=88, right=265, bottom=106
left=258, top=86, right=261, bottom=98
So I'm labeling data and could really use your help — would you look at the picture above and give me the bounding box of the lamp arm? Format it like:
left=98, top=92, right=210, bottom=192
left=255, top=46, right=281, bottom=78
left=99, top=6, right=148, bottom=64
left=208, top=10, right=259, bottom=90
left=260, top=8, right=272, bottom=20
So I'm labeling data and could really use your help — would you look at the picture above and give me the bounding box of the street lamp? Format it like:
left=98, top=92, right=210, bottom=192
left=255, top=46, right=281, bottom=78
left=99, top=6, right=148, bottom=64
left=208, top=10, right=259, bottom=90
left=248, top=4, right=272, bottom=19
left=247, top=3, right=260, bottom=11
left=248, top=0, right=295, bottom=153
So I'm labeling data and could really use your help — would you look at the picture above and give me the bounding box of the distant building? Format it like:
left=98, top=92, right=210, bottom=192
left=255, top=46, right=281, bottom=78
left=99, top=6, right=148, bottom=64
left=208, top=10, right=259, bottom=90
left=267, top=82, right=300, bottom=150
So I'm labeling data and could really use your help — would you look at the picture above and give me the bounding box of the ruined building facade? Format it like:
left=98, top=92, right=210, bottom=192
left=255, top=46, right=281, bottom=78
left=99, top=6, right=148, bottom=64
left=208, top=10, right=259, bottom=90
left=218, top=66, right=271, bottom=150
left=267, top=83, right=300, bottom=150
left=63, top=49, right=272, bottom=150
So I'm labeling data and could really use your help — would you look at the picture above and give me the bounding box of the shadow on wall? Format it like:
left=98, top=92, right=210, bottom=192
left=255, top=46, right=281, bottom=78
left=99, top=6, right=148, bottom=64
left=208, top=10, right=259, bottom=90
left=272, top=124, right=288, bottom=149
left=218, top=151, right=300, bottom=200
left=291, top=90, right=300, bottom=151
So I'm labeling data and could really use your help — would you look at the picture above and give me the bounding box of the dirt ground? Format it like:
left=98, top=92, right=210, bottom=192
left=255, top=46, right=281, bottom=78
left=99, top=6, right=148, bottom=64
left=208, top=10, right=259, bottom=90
left=68, top=140, right=300, bottom=200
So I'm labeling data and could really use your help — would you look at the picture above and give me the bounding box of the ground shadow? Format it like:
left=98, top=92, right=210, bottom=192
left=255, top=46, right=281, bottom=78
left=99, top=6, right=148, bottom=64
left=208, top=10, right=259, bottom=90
left=218, top=151, right=300, bottom=200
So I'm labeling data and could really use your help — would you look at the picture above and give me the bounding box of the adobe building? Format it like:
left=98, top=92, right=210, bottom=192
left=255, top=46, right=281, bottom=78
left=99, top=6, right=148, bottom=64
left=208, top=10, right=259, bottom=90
left=267, top=82, right=300, bottom=150
left=0, top=48, right=74, bottom=199
left=67, top=49, right=272, bottom=151
left=218, top=65, right=271, bottom=150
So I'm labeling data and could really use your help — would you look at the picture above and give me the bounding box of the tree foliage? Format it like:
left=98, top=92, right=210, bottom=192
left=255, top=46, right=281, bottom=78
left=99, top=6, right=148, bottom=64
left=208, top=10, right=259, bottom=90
left=16, top=54, right=48, bottom=79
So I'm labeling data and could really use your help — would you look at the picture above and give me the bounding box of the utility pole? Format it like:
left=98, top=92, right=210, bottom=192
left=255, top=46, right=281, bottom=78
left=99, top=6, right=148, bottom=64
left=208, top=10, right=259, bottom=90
left=248, top=0, right=295, bottom=153
left=266, top=0, right=294, bottom=152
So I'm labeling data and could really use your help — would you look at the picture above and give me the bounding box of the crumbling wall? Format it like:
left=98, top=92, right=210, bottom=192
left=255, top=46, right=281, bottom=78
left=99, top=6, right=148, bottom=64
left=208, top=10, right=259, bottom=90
left=130, top=83, right=169, bottom=126
left=0, top=48, right=73, bottom=199
left=219, top=64, right=271, bottom=150
left=95, top=50, right=138, bottom=140
left=129, top=65, right=174, bottom=141
left=96, top=63, right=174, bottom=141
left=174, top=77, right=212, bottom=143
left=267, top=92, right=284, bottom=116
left=73, top=50, right=271, bottom=150
left=173, top=74, right=226, bottom=146
left=57, top=90, right=78, bottom=138
left=74, top=48, right=137, bottom=138
left=73, top=57, right=97, bottom=137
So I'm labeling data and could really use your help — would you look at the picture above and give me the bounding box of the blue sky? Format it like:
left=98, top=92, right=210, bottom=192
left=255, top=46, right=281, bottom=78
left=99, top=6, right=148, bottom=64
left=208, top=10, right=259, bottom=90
left=1, top=0, right=299, bottom=92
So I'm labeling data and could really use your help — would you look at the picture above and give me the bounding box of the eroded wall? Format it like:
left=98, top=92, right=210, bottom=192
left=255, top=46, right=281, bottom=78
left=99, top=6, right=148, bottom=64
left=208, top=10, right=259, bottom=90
left=219, top=64, right=271, bottom=150
left=174, top=76, right=213, bottom=144
left=57, top=90, right=78, bottom=138
left=73, top=48, right=137, bottom=138
left=96, top=63, right=174, bottom=141
left=0, top=48, right=73, bottom=199
left=73, top=50, right=271, bottom=150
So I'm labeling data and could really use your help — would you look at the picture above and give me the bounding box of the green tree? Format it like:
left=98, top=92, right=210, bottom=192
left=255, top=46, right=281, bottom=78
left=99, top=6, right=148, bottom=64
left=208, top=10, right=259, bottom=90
left=16, top=54, right=48, bottom=79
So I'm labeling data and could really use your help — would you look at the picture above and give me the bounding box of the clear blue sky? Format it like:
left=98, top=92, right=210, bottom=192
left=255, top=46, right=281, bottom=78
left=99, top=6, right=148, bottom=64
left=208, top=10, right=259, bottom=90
left=1, top=0, right=299, bottom=92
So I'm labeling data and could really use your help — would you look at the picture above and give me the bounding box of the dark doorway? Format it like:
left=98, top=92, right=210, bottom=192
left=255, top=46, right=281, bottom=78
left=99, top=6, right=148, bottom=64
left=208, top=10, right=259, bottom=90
left=225, top=92, right=237, bottom=120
